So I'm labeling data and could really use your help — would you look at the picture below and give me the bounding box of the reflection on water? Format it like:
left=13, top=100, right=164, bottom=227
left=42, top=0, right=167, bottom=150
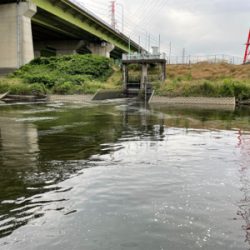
left=0, top=102, right=250, bottom=249
left=0, top=117, right=39, bottom=168
left=237, top=130, right=250, bottom=246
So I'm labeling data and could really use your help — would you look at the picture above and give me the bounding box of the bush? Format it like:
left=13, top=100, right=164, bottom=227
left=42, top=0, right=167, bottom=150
left=69, top=75, right=92, bottom=85
left=200, top=81, right=217, bottom=96
left=0, top=81, right=9, bottom=93
left=27, top=54, right=113, bottom=80
left=0, top=79, right=49, bottom=95
left=52, top=82, right=76, bottom=95
left=9, top=83, right=31, bottom=95
left=220, top=80, right=234, bottom=97
left=232, top=81, right=250, bottom=100
left=29, top=83, right=47, bottom=95
left=82, top=81, right=104, bottom=94
left=9, top=54, right=114, bottom=94
left=25, top=74, right=57, bottom=87
left=29, top=57, right=52, bottom=65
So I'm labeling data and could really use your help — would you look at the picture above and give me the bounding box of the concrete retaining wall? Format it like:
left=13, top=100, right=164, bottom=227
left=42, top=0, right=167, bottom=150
left=92, top=90, right=125, bottom=101
left=48, top=95, right=94, bottom=103
left=149, top=96, right=236, bottom=106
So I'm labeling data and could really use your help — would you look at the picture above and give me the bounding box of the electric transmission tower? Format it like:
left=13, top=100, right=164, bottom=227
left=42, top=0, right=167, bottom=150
left=110, top=1, right=116, bottom=29
left=243, top=29, right=250, bottom=64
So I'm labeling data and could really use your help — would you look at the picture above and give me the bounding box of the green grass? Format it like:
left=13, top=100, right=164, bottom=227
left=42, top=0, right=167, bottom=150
left=0, top=78, right=48, bottom=95
left=153, top=78, right=250, bottom=100
left=2, top=57, right=250, bottom=101
left=152, top=63, right=250, bottom=100
left=0, top=54, right=120, bottom=95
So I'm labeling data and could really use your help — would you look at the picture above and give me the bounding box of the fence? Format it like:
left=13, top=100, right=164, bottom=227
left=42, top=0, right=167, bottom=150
left=167, top=54, right=244, bottom=65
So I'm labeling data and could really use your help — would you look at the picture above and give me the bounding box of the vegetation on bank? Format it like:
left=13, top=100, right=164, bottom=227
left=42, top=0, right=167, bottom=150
left=0, top=54, right=121, bottom=95
left=1, top=56, right=250, bottom=101
left=153, top=63, right=250, bottom=100
left=153, top=78, right=250, bottom=100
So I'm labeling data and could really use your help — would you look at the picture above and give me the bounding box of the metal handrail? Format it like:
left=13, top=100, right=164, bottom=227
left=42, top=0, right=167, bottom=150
left=122, top=53, right=166, bottom=61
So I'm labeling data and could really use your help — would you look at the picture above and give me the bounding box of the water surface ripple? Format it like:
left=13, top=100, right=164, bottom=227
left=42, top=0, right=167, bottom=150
left=0, top=102, right=250, bottom=250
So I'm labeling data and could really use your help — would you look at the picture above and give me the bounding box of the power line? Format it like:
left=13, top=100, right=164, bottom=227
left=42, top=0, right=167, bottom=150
left=75, top=0, right=163, bottom=51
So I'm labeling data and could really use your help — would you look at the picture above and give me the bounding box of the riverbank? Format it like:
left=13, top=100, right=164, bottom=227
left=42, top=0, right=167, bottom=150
left=149, top=96, right=236, bottom=106
left=48, top=94, right=94, bottom=103
left=0, top=54, right=121, bottom=96
left=0, top=56, right=250, bottom=103
left=153, top=63, right=250, bottom=101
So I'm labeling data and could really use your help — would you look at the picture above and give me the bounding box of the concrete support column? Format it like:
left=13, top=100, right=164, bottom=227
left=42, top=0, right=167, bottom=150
left=161, top=62, right=166, bottom=81
left=87, top=42, right=115, bottom=58
left=34, top=40, right=85, bottom=57
left=140, top=64, right=148, bottom=89
left=122, top=64, right=128, bottom=90
left=0, top=2, right=37, bottom=69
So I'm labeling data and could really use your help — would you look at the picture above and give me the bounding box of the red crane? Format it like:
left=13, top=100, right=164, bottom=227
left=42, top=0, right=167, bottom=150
left=243, top=29, right=250, bottom=64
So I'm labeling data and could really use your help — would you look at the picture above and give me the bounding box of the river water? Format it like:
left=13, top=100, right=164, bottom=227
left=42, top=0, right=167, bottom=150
left=0, top=100, right=250, bottom=250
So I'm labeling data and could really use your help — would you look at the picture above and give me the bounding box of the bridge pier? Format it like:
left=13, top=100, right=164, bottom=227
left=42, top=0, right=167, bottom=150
left=141, top=64, right=148, bottom=89
left=34, top=40, right=85, bottom=57
left=0, top=2, right=36, bottom=71
left=87, top=42, right=115, bottom=58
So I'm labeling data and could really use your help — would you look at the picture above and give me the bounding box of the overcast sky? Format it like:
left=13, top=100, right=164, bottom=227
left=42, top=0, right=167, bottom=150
left=74, top=0, right=250, bottom=58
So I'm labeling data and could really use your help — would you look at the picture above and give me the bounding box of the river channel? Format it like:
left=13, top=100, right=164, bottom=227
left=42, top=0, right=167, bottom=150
left=0, top=100, right=250, bottom=250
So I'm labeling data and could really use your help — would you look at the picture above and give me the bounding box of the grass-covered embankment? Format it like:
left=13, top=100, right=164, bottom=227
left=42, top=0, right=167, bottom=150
left=1, top=56, right=250, bottom=101
left=153, top=63, right=250, bottom=101
left=0, top=54, right=121, bottom=95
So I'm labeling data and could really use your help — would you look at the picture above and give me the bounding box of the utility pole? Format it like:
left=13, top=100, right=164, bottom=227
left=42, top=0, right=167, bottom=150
left=128, top=36, right=131, bottom=56
left=168, top=41, right=171, bottom=64
left=148, top=34, right=150, bottom=53
left=158, top=34, right=161, bottom=53
left=138, top=36, right=141, bottom=53
left=182, top=48, right=186, bottom=64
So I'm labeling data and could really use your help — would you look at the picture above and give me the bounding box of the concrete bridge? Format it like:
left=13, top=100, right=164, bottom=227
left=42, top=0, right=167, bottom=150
left=0, top=0, right=141, bottom=72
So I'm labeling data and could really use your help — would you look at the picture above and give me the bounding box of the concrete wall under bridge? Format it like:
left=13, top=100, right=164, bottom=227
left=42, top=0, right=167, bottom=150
left=0, top=2, right=115, bottom=71
left=0, top=2, right=36, bottom=71
left=0, top=0, right=142, bottom=71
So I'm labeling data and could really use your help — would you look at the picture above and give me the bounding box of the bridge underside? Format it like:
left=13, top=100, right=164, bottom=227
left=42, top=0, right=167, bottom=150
left=32, top=8, right=124, bottom=59
left=0, top=0, right=139, bottom=70
left=0, top=0, right=20, bottom=3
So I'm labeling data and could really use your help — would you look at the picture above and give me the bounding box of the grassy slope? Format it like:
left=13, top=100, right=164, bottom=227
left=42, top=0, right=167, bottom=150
left=1, top=56, right=250, bottom=100
left=154, top=63, right=250, bottom=100
left=0, top=54, right=121, bottom=95
left=168, top=63, right=250, bottom=80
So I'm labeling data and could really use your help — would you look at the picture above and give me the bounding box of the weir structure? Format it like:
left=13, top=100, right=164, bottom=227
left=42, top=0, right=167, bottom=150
left=122, top=49, right=167, bottom=99
left=0, top=0, right=142, bottom=73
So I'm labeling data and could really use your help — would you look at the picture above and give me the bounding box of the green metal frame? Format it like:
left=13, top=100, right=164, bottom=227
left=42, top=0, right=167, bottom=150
left=31, top=0, right=138, bottom=53
left=32, top=18, right=79, bottom=39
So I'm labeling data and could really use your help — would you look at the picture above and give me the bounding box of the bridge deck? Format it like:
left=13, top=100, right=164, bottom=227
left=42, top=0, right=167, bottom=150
left=0, top=0, right=21, bottom=3
left=1, top=0, right=143, bottom=56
